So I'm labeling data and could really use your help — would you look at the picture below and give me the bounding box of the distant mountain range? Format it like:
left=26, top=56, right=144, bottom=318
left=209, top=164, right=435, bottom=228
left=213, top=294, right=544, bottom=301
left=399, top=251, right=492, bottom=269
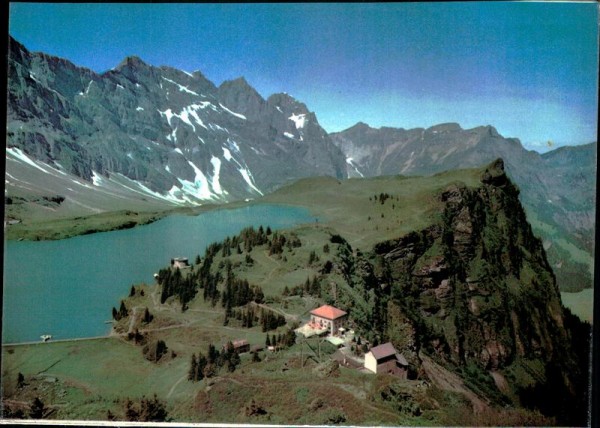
left=5, top=35, right=596, bottom=291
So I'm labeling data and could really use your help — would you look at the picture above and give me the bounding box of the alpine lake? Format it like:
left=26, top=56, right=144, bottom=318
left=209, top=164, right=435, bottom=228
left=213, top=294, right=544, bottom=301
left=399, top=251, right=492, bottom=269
left=2, top=204, right=316, bottom=344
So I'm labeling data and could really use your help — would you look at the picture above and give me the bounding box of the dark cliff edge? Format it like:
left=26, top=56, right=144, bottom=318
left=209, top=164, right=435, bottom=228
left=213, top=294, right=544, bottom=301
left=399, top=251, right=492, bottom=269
left=365, top=159, right=590, bottom=425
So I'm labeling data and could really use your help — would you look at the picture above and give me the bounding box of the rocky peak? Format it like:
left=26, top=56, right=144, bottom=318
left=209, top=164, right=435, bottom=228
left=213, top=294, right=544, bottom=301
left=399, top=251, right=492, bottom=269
left=267, top=93, right=309, bottom=115
left=480, top=158, right=509, bottom=187
left=426, top=122, right=463, bottom=133
left=217, top=77, right=266, bottom=121
left=115, top=55, right=148, bottom=71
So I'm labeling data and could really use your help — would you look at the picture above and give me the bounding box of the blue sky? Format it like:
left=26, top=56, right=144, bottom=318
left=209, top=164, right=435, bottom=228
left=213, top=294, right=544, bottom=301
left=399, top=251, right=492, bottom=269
left=8, top=2, right=598, bottom=152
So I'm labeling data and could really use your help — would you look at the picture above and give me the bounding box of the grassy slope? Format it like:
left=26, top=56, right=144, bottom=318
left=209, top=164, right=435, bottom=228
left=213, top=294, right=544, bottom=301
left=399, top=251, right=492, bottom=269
left=0, top=167, right=571, bottom=424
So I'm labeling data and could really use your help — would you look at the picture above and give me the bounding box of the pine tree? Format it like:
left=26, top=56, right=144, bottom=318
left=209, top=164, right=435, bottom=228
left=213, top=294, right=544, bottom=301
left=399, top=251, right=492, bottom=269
left=17, top=372, right=25, bottom=389
left=197, top=353, right=207, bottom=381
left=143, top=307, right=153, bottom=324
left=130, top=285, right=136, bottom=297
left=266, top=334, right=271, bottom=347
left=189, top=354, right=198, bottom=381
left=119, top=300, right=128, bottom=318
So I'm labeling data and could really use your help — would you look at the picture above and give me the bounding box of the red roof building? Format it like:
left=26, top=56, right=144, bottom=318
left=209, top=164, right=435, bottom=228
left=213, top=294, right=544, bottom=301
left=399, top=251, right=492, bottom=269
left=309, top=305, right=348, bottom=335
left=310, top=305, right=347, bottom=320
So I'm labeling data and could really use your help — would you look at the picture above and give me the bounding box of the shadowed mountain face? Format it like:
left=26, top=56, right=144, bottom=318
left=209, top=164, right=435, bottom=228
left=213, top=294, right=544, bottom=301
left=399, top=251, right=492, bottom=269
left=332, top=123, right=596, bottom=292
left=6, top=36, right=346, bottom=204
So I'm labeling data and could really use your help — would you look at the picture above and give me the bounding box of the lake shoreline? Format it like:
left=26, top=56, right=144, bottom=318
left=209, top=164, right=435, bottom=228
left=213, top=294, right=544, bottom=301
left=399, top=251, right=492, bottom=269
left=3, top=198, right=304, bottom=242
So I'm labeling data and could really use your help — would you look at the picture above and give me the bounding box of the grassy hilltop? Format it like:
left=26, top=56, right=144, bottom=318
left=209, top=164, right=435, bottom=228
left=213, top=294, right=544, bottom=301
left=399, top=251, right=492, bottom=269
left=1, top=164, right=589, bottom=425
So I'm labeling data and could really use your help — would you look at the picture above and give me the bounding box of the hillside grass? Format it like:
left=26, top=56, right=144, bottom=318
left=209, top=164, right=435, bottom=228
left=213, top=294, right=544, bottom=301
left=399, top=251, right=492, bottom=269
left=262, top=169, right=482, bottom=251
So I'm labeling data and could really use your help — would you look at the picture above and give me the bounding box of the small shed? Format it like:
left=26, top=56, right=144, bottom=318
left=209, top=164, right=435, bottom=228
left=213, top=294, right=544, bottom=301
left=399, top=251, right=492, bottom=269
left=364, top=342, right=408, bottom=379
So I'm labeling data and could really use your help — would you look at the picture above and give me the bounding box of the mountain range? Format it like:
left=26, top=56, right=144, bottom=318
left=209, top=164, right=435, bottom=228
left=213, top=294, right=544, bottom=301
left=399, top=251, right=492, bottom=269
left=5, top=35, right=596, bottom=292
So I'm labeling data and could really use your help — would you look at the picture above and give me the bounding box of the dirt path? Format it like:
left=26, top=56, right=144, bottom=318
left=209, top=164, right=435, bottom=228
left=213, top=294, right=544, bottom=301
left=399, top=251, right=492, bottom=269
left=256, top=250, right=283, bottom=285
left=166, top=374, right=187, bottom=399
left=252, top=302, right=298, bottom=322
left=419, top=353, right=489, bottom=414
left=127, top=307, right=140, bottom=334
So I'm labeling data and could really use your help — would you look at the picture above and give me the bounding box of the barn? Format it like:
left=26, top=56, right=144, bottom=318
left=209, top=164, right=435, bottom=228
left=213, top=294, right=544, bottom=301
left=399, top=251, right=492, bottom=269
left=364, top=342, right=408, bottom=379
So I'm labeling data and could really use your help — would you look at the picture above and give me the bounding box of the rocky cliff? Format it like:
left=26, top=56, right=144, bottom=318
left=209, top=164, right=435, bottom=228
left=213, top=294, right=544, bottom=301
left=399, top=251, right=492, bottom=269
left=368, top=159, right=589, bottom=425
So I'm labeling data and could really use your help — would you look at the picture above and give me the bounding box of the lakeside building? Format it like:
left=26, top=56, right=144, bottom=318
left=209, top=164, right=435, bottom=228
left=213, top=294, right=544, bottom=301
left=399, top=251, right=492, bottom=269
left=171, top=257, right=189, bottom=269
left=364, top=342, right=408, bottom=379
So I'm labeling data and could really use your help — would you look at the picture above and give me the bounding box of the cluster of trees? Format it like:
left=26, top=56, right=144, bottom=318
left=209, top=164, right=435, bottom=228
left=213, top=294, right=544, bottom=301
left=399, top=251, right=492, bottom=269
left=369, top=192, right=396, bottom=205
left=218, top=226, right=271, bottom=257
left=112, top=300, right=129, bottom=321
left=227, top=305, right=258, bottom=328
left=158, top=267, right=199, bottom=307
left=265, top=329, right=296, bottom=349
left=188, top=342, right=241, bottom=381
left=308, top=250, right=320, bottom=266
left=142, top=339, right=168, bottom=363
left=259, top=308, right=286, bottom=332
left=123, top=394, right=168, bottom=422
left=268, top=231, right=302, bottom=256
left=225, top=305, right=286, bottom=331
left=282, top=276, right=321, bottom=298
left=222, top=262, right=265, bottom=309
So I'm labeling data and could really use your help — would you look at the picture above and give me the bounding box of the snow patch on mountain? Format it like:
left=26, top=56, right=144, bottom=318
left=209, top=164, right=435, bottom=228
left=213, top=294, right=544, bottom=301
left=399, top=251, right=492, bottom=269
left=210, top=156, right=225, bottom=195
left=284, top=132, right=294, bottom=139
left=92, top=171, right=104, bottom=186
left=289, top=113, right=306, bottom=129
left=238, top=168, right=263, bottom=195
left=178, top=161, right=214, bottom=200
left=159, top=105, right=209, bottom=132
left=226, top=138, right=240, bottom=153
left=136, top=106, right=144, bottom=111
left=223, top=147, right=233, bottom=161
left=161, top=76, right=199, bottom=96
left=6, top=147, right=48, bottom=173
left=345, top=157, right=364, bottom=178
left=209, top=123, right=228, bottom=133
left=219, top=103, right=247, bottom=120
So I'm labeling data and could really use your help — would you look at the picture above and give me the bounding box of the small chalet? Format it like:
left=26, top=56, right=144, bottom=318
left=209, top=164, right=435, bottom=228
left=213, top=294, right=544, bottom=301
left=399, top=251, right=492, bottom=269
left=364, top=342, right=408, bottom=379
left=230, top=339, right=250, bottom=354
left=309, top=304, right=348, bottom=335
left=171, top=257, right=189, bottom=269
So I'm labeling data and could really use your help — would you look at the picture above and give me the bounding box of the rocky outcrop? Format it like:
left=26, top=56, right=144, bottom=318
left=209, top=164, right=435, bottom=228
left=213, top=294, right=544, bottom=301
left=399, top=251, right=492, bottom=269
left=372, top=159, right=589, bottom=425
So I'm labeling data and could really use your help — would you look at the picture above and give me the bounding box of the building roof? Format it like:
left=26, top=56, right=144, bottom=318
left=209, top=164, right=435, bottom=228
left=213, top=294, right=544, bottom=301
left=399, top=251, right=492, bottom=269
left=232, top=339, right=249, bottom=348
left=369, top=342, right=398, bottom=360
left=310, top=305, right=347, bottom=320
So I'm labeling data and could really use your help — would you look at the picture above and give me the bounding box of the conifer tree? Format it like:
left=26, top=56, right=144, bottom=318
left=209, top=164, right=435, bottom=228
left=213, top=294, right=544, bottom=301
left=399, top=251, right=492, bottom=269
left=189, top=354, right=198, bottom=381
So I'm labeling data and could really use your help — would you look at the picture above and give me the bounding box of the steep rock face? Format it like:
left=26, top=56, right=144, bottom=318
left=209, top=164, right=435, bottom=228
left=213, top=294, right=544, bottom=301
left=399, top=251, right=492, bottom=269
left=6, top=36, right=346, bottom=203
left=371, top=159, right=588, bottom=423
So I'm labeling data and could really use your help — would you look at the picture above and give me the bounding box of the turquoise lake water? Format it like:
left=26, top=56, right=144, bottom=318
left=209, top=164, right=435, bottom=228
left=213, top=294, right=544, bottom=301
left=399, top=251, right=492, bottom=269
left=2, top=204, right=316, bottom=343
